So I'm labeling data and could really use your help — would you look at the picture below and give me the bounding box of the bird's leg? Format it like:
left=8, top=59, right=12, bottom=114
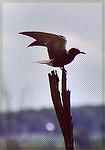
left=60, top=66, right=67, bottom=72
left=60, top=67, right=63, bottom=70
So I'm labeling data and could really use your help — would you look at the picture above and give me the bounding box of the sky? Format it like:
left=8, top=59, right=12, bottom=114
left=2, top=3, right=102, bottom=112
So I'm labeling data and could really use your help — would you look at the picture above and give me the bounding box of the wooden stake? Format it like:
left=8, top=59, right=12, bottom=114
left=48, top=69, right=75, bottom=150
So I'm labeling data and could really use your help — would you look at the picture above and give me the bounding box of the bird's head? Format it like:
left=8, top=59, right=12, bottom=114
left=68, top=48, right=86, bottom=56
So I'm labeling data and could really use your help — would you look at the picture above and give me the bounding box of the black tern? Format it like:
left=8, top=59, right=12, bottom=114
left=19, top=31, right=86, bottom=69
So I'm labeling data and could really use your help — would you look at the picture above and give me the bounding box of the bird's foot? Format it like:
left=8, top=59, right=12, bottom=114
left=60, top=67, right=67, bottom=72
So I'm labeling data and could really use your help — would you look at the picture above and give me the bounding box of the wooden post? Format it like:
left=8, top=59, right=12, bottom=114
left=48, top=69, right=75, bottom=150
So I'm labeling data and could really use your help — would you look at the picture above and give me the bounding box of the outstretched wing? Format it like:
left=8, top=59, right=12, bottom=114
left=19, top=31, right=67, bottom=59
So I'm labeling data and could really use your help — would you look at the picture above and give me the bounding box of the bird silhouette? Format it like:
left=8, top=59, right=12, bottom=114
left=19, top=31, right=86, bottom=70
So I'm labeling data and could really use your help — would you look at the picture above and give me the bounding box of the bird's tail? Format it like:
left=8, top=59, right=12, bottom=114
left=33, top=59, right=54, bottom=66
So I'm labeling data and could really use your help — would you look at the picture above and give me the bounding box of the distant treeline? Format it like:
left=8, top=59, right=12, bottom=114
left=0, top=105, right=105, bottom=148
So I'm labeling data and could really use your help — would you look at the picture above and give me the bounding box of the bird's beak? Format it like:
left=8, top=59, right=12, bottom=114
left=80, top=51, right=86, bottom=55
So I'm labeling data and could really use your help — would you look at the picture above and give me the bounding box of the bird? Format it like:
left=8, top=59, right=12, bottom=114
left=19, top=31, right=86, bottom=70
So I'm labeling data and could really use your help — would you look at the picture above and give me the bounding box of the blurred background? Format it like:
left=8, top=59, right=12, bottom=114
left=1, top=2, right=104, bottom=150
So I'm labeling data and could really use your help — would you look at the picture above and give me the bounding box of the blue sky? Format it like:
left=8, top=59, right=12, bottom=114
left=2, top=3, right=102, bottom=112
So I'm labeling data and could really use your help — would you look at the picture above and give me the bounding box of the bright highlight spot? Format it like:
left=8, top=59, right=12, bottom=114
left=46, top=122, right=55, bottom=131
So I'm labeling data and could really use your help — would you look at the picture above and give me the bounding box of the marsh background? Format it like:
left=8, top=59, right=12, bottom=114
left=1, top=2, right=104, bottom=150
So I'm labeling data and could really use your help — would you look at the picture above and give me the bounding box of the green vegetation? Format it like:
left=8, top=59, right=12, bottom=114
left=0, top=138, right=104, bottom=150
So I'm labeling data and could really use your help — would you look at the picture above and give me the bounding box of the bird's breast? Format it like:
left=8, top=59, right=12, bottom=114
left=52, top=53, right=76, bottom=67
left=52, top=54, right=67, bottom=67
